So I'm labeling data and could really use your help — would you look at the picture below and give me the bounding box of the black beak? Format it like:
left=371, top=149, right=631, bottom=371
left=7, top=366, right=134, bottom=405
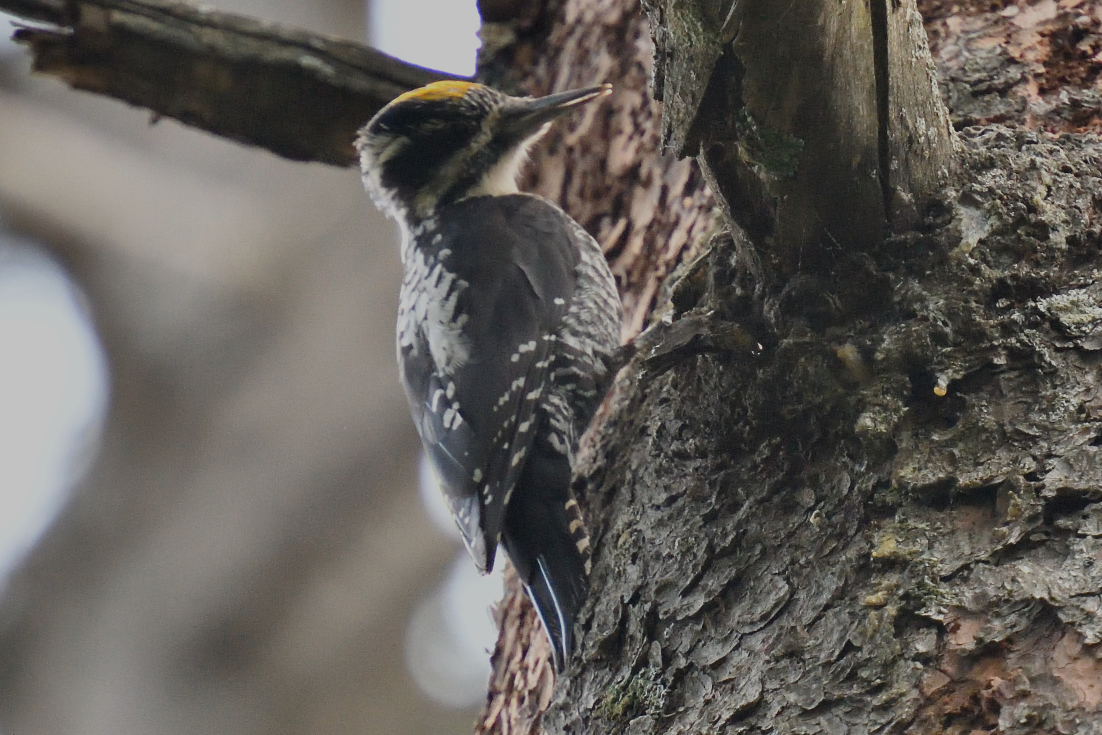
left=506, top=84, right=613, bottom=138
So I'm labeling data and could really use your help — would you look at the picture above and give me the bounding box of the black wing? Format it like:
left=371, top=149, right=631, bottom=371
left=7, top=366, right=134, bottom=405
left=399, top=195, right=578, bottom=572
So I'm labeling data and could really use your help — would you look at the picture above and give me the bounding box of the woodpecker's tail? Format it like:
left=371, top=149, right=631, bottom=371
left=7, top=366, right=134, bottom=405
left=501, top=442, right=591, bottom=672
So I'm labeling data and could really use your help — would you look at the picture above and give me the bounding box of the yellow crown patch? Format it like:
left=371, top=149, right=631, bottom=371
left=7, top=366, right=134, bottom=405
left=394, top=81, right=478, bottom=104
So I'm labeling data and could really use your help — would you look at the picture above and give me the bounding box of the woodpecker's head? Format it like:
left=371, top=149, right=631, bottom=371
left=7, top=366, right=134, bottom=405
left=357, top=81, right=611, bottom=226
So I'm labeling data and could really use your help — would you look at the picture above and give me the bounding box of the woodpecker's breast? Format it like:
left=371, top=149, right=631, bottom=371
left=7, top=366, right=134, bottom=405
left=397, top=237, right=471, bottom=375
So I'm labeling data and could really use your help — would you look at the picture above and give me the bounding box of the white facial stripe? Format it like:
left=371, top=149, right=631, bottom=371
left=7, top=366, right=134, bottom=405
left=466, top=127, right=546, bottom=198
left=373, top=135, right=407, bottom=165
left=412, top=108, right=503, bottom=217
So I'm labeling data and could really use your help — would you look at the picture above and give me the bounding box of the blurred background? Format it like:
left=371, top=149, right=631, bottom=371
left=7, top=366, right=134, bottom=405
left=0, top=0, right=505, bottom=733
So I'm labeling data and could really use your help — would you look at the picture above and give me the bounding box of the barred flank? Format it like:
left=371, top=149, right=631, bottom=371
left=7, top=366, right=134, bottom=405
left=564, top=497, right=592, bottom=576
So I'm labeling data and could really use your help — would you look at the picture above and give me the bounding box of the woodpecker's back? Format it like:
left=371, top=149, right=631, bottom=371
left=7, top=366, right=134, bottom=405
left=356, top=81, right=620, bottom=671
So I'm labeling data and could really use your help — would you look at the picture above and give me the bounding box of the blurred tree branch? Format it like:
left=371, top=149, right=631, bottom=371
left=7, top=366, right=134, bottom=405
left=0, top=0, right=455, bottom=164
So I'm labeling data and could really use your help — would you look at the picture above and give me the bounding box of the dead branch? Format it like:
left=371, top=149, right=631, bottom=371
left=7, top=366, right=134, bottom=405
left=1, top=0, right=456, bottom=164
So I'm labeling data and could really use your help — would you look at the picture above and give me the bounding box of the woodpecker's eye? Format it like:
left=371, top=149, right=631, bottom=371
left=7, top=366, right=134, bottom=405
left=372, top=98, right=479, bottom=141
left=371, top=101, right=480, bottom=197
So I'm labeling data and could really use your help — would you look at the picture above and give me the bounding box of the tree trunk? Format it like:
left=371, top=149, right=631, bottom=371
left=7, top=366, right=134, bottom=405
left=477, top=1, right=1102, bottom=734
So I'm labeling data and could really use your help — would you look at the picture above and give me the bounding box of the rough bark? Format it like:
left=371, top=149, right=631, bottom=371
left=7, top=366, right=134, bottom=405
left=476, top=2, right=1102, bottom=735
left=922, top=0, right=1102, bottom=133
left=555, top=126, right=1102, bottom=735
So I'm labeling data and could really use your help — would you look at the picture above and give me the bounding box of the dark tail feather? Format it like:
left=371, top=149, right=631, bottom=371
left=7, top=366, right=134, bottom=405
left=502, top=443, right=591, bottom=671
left=525, top=540, right=588, bottom=671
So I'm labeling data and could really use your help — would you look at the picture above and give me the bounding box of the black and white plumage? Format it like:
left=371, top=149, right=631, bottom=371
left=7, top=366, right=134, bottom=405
left=356, top=81, right=621, bottom=670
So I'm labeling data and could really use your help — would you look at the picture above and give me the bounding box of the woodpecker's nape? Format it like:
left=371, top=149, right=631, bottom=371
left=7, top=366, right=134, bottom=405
left=356, top=81, right=621, bottom=672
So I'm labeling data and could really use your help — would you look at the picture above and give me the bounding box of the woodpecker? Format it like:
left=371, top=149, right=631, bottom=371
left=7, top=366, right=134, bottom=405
left=356, top=81, right=621, bottom=670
